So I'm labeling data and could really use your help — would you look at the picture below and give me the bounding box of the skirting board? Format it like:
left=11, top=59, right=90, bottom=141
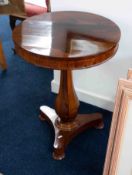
left=51, top=79, right=114, bottom=112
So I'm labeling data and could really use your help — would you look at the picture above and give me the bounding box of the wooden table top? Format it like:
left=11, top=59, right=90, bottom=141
left=13, top=11, right=121, bottom=70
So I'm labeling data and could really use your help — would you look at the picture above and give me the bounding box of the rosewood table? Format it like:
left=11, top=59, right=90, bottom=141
left=12, top=11, right=121, bottom=160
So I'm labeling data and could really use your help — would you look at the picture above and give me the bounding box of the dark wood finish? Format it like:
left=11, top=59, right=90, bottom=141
left=40, top=106, right=103, bottom=160
left=9, top=0, right=51, bottom=31
left=39, top=69, right=104, bottom=160
left=13, top=11, right=120, bottom=70
left=12, top=11, right=121, bottom=159
left=0, top=40, right=7, bottom=70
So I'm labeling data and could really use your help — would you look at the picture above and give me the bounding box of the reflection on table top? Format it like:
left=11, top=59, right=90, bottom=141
left=12, top=11, right=121, bottom=70
left=13, top=11, right=121, bottom=58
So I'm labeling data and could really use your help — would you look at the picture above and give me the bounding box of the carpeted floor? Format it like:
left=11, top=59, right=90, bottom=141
left=0, top=16, right=112, bottom=175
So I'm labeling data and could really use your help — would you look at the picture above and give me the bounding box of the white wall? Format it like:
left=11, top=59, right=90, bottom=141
left=51, top=0, right=132, bottom=111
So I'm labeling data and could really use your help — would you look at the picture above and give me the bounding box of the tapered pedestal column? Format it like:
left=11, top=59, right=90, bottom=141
left=40, top=70, right=104, bottom=160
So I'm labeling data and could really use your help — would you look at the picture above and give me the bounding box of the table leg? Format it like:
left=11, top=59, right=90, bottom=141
left=40, top=70, right=104, bottom=160
left=0, top=41, right=7, bottom=70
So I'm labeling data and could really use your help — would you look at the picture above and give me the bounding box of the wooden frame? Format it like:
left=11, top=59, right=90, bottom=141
left=103, top=69, right=132, bottom=175
left=0, top=0, right=25, bottom=17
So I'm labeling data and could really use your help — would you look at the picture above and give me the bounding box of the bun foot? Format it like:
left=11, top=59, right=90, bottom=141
left=53, top=151, right=65, bottom=160
left=40, top=106, right=104, bottom=160
left=95, top=120, right=104, bottom=129
left=39, top=114, right=46, bottom=121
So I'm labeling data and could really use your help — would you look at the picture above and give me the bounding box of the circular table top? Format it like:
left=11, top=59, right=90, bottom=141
left=13, top=11, right=121, bottom=70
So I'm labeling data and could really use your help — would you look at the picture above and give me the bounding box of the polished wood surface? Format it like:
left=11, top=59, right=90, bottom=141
left=0, top=40, right=7, bottom=70
left=40, top=106, right=103, bottom=160
left=13, top=11, right=120, bottom=70
left=12, top=11, right=121, bottom=160
left=39, top=69, right=104, bottom=160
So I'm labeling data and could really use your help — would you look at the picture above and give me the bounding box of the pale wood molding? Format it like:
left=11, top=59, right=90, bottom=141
left=127, top=68, right=132, bottom=80
left=103, top=70, right=132, bottom=175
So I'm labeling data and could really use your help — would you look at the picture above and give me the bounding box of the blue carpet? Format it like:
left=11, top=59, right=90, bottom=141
left=0, top=16, right=112, bottom=175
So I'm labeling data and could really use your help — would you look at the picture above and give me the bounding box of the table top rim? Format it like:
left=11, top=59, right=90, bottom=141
left=12, top=11, right=121, bottom=69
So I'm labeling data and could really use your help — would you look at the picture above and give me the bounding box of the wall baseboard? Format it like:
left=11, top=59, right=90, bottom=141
left=51, top=79, right=114, bottom=112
